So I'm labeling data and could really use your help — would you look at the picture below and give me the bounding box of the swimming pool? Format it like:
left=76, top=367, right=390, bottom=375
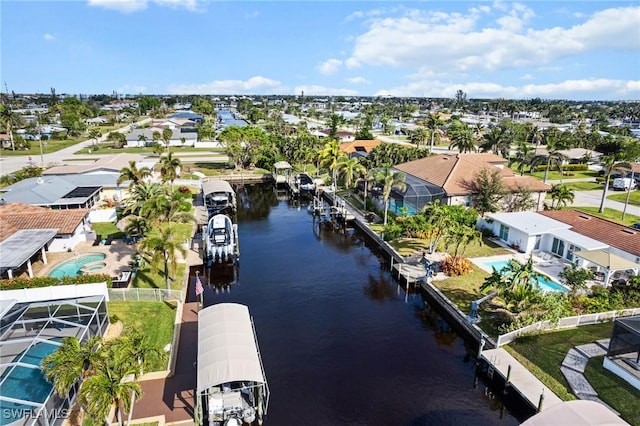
left=0, top=341, right=59, bottom=424
left=483, top=259, right=568, bottom=293
left=49, top=253, right=107, bottom=278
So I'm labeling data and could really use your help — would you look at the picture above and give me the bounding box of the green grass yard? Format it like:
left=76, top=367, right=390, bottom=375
left=607, top=190, right=640, bottom=207
left=107, top=301, right=176, bottom=371
left=506, top=324, right=640, bottom=425
left=0, top=138, right=83, bottom=156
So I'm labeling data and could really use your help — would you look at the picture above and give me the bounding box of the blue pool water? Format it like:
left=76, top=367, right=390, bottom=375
left=49, top=253, right=106, bottom=278
left=0, top=341, right=59, bottom=424
left=483, top=260, right=568, bottom=293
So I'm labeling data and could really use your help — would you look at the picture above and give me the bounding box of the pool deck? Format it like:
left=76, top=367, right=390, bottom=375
left=35, top=239, right=136, bottom=279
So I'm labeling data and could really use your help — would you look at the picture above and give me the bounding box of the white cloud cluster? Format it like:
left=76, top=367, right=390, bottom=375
left=342, top=4, right=639, bottom=75
left=294, top=85, right=358, bottom=97
left=346, top=77, right=370, bottom=84
left=43, top=33, right=55, bottom=41
left=168, top=76, right=287, bottom=95
left=87, top=0, right=199, bottom=13
left=318, top=59, right=343, bottom=75
left=375, top=78, right=640, bottom=100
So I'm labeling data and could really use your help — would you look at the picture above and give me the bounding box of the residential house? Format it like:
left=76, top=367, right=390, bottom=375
left=316, top=129, right=356, bottom=142
left=393, top=153, right=550, bottom=215
left=481, top=210, right=639, bottom=286
left=125, top=127, right=198, bottom=147
left=0, top=203, right=92, bottom=278
left=339, top=139, right=382, bottom=159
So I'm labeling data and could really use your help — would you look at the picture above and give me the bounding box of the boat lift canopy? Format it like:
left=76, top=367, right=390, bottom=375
left=197, top=303, right=266, bottom=394
left=202, top=179, right=234, bottom=198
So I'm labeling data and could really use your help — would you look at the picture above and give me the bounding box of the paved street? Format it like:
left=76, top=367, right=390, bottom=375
left=571, top=189, right=640, bottom=218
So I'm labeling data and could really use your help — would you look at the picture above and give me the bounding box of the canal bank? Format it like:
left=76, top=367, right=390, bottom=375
left=319, top=188, right=569, bottom=416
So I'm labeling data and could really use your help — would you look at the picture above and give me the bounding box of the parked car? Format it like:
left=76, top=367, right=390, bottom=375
left=612, top=177, right=637, bottom=191
left=632, top=223, right=640, bottom=230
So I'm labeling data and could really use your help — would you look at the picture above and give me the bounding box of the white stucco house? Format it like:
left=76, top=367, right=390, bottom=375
left=479, top=210, right=639, bottom=286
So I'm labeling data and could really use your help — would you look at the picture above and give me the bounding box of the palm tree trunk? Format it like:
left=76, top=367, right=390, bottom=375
left=622, top=171, right=635, bottom=219
left=164, top=253, right=171, bottom=292
left=598, top=176, right=611, bottom=213
left=429, top=133, right=435, bottom=153
left=543, top=160, right=550, bottom=183
left=383, top=199, right=389, bottom=225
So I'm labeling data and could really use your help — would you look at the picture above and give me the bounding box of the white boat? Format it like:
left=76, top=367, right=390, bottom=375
left=203, top=214, right=238, bottom=264
left=195, top=303, right=269, bottom=426
left=295, top=173, right=315, bottom=192
left=202, top=179, right=237, bottom=217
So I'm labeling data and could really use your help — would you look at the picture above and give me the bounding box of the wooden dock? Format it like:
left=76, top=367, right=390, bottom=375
left=480, top=348, right=563, bottom=412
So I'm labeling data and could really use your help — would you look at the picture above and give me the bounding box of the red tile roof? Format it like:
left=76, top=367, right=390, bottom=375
left=540, top=209, right=640, bottom=257
left=0, top=203, right=88, bottom=242
left=394, top=153, right=550, bottom=196
left=339, top=139, right=382, bottom=154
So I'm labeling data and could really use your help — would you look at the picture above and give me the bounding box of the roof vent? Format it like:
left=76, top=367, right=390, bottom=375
left=578, top=214, right=590, bottom=220
left=36, top=178, right=44, bottom=184
left=622, top=229, right=635, bottom=235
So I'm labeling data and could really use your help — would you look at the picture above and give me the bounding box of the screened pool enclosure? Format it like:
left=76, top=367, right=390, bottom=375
left=387, top=173, right=447, bottom=216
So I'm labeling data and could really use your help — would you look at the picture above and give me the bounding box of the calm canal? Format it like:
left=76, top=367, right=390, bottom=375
left=196, top=183, right=520, bottom=425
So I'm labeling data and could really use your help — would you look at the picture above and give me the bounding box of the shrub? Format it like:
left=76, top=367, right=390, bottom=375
left=440, top=255, right=474, bottom=276
left=0, top=274, right=112, bottom=290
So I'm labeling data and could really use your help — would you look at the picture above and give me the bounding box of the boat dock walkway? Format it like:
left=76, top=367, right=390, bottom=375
left=481, top=348, right=563, bottom=412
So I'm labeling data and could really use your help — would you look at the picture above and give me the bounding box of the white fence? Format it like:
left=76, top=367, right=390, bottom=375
left=107, top=288, right=182, bottom=302
left=496, top=307, right=640, bottom=347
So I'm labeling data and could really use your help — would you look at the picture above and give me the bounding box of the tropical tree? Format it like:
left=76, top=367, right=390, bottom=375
left=510, top=141, right=534, bottom=175
left=41, top=335, right=103, bottom=399
left=448, top=125, right=476, bottom=153
left=357, top=168, right=376, bottom=210
left=598, top=154, right=632, bottom=213
left=0, top=103, right=22, bottom=150
left=161, top=128, right=173, bottom=146
left=376, top=165, right=406, bottom=226
left=79, top=357, right=142, bottom=425
left=137, top=134, right=148, bottom=147
left=138, top=226, right=187, bottom=291
left=109, top=331, right=163, bottom=376
left=549, top=184, right=575, bottom=209
left=409, top=128, right=429, bottom=149
left=470, top=167, right=506, bottom=216
left=425, top=113, right=445, bottom=153
left=122, top=181, right=163, bottom=216
left=88, top=128, right=102, bottom=147
left=505, top=184, right=536, bottom=212
left=117, top=161, right=152, bottom=187
left=336, top=156, right=366, bottom=190
left=318, top=139, right=342, bottom=190
left=160, top=151, right=182, bottom=187
left=531, top=138, right=566, bottom=183
left=558, top=263, right=594, bottom=296
left=479, top=124, right=512, bottom=158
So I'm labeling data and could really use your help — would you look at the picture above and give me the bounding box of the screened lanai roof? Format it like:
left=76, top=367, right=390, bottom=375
left=393, top=172, right=446, bottom=207
left=197, top=303, right=266, bottom=393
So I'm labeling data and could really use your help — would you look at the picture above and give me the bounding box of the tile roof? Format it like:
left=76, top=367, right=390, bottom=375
left=339, top=139, right=382, bottom=154
left=394, top=153, right=550, bottom=196
left=0, top=203, right=88, bottom=242
left=539, top=209, right=640, bottom=257
left=42, top=153, right=148, bottom=175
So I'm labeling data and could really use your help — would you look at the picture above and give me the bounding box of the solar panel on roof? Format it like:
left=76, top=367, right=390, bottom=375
left=61, top=187, right=100, bottom=199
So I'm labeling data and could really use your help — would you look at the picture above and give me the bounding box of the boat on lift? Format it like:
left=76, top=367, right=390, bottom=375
left=203, top=214, right=238, bottom=264
left=195, top=303, right=269, bottom=426
left=202, top=179, right=236, bottom=217
left=295, top=173, right=316, bottom=192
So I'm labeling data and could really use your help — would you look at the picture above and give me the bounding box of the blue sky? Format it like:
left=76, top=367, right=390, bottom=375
left=2, top=1, right=639, bottom=100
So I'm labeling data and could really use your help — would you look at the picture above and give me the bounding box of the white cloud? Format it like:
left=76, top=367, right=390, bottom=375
left=520, top=73, right=534, bottom=81
left=87, top=0, right=148, bottom=13
left=167, top=76, right=287, bottom=95
left=294, top=85, right=358, bottom=96
left=87, top=0, right=200, bottom=13
left=341, top=5, right=639, bottom=76
left=318, top=59, right=342, bottom=75
left=245, top=10, right=259, bottom=19
left=374, top=78, right=640, bottom=100
left=346, top=76, right=370, bottom=84
left=43, top=33, right=55, bottom=41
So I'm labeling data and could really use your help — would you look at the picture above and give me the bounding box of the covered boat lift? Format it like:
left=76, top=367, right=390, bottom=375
left=196, top=303, right=269, bottom=426
left=202, top=179, right=236, bottom=217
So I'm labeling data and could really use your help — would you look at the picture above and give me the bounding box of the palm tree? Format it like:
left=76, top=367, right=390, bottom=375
left=549, top=184, right=575, bottom=209
left=160, top=151, right=182, bottom=187
left=336, top=156, right=365, bottom=190
left=141, top=187, right=196, bottom=226
left=376, top=165, right=407, bottom=226
left=161, top=128, right=173, bottom=146
left=598, top=155, right=632, bottom=213
left=78, top=356, right=142, bottom=425
left=448, top=126, right=476, bottom=153
left=137, top=134, right=148, bottom=147
left=357, top=169, right=376, bottom=210
left=88, top=128, right=102, bottom=147
left=117, top=161, right=151, bottom=187
left=531, top=138, right=566, bottom=183
left=318, top=139, right=342, bottom=190
left=510, top=141, right=534, bottom=175
left=425, top=114, right=445, bottom=153
left=409, top=128, right=429, bottom=149
left=138, top=227, right=187, bottom=291
left=0, top=104, right=22, bottom=151
left=108, top=331, right=163, bottom=376
left=123, top=181, right=163, bottom=216
left=41, top=335, right=103, bottom=399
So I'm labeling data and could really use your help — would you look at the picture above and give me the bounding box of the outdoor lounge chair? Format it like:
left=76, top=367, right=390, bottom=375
left=104, top=235, right=113, bottom=246
left=92, top=234, right=102, bottom=246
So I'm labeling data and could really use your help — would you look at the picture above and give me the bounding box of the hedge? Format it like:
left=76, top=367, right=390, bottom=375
left=532, top=163, right=588, bottom=172
left=0, top=274, right=112, bottom=290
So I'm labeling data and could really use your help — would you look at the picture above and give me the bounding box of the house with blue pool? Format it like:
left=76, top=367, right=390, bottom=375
left=480, top=210, right=640, bottom=287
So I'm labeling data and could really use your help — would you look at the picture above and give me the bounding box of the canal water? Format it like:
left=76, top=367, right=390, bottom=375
left=195, top=184, right=520, bottom=426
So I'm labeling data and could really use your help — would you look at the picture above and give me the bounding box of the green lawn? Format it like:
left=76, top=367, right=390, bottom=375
left=0, top=138, right=83, bottom=156
left=530, top=169, right=599, bottom=181
left=91, top=222, right=124, bottom=239
left=607, top=190, right=640, bottom=207
left=506, top=323, right=640, bottom=425
left=572, top=207, right=640, bottom=227
left=559, top=181, right=603, bottom=191
left=107, top=301, right=176, bottom=371
left=434, top=266, right=488, bottom=316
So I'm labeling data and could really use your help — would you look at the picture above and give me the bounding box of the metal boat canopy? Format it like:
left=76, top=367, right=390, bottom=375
left=197, top=303, right=267, bottom=392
